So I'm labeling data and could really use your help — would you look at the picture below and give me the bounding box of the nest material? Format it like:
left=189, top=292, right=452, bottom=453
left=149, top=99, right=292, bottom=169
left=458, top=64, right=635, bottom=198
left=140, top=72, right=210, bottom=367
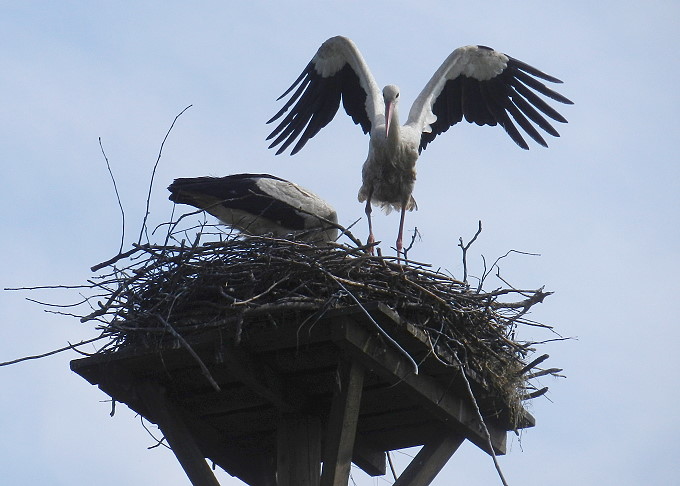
left=83, top=229, right=556, bottom=422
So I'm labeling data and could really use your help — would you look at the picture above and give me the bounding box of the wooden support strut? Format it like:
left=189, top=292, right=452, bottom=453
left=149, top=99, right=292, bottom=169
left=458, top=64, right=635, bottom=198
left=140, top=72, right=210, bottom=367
left=393, top=433, right=464, bottom=486
left=320, top=359, right=365, bottom=486
left=135, top=381, right=221, bottom=486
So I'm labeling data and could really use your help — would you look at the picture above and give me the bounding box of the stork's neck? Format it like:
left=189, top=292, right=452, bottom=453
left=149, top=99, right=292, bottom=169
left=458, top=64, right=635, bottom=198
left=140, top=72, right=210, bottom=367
left=386, top=105, right=401, bottom=147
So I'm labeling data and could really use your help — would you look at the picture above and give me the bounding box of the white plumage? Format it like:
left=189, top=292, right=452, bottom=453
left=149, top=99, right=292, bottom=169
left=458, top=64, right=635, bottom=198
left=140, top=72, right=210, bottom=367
left=168, top=173, right=338, bottom=242
left=267, top=36, right=573, bottom=254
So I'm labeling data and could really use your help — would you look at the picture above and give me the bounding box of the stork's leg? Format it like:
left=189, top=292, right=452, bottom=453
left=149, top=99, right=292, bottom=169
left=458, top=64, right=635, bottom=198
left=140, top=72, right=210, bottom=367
left=396, top=204, right=407, bottom=257
left=365, top=195, right=375, bottom=255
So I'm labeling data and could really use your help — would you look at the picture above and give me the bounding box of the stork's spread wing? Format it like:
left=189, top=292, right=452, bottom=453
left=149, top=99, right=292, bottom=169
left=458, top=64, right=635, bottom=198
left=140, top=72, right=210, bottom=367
left=406, top=45, right=573, bottom=151
left=267, top=36, right=383, bottom=155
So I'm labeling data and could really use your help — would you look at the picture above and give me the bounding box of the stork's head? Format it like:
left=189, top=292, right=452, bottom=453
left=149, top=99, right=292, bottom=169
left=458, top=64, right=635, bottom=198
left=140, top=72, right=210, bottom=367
left=382, top=85, right=400, bottom=138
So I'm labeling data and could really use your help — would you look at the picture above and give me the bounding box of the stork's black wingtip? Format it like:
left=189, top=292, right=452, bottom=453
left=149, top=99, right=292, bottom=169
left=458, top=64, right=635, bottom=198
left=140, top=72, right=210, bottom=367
left=515, top=139, right=530, bottom=150
left=268, top=141, right=283, bottom=154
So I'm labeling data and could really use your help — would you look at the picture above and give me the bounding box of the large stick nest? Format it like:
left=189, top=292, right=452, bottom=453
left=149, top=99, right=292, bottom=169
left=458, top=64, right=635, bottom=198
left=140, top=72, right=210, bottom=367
left=80, top=225, right=559, bottom=423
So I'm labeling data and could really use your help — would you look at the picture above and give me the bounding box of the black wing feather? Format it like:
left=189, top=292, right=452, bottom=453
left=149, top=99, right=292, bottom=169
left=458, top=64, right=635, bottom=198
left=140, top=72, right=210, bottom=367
left=509, top=89, right=560, bottom=137
left=510, top=80, right=569, bottom=123
left=510, top=66, right=573, bottom=105
left=267, top=74, right=312, bottom=127
left=420, top=49, right=572, bottom=152
left=481, top=79, right=531, bottom=149
left=341, top=69, right=371, bottom=133
left=268, top=62, right=371, bottom=155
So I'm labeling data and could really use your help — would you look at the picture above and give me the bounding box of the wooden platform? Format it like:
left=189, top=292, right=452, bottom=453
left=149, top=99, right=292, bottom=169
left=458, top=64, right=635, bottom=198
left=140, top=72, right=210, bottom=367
left=71, top=303, right=534, bottom=486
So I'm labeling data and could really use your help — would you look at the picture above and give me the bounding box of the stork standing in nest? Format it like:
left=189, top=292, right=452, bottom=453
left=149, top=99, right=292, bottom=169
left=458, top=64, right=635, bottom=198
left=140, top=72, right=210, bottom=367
left=168, top=173, right=338, bottom=242
left=267, top=35, right=572, bottom=255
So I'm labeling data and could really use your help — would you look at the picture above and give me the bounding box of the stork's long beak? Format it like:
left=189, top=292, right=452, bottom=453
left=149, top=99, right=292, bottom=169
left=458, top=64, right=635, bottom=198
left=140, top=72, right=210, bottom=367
left=384, top=101, right=393, bottom=139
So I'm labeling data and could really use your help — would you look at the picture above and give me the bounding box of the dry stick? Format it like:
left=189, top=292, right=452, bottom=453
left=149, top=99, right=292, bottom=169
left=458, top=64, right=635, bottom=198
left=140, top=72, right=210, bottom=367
left=155, top=314, right=221, bottom=392
left=516, top=353, right=550, bottom=376
left=99, top=137, right=126, bottom=255
left=488, top=290, right=553, bottom=310
left=401, top=226, right=420, bottom=261
left=522, top=387, right=548, bottom=400
left=23, top=296, right=89, bottom=308
left=137, top=105, right=193, bottom=246
left=0, top=335, right=107, bottom=367
left=525, top=368, right=564, bottom=380
left=232, top=277, right=288, bottom=306
left=482, top=249, right=541, bottom=289
left=5, top=283, right=94, bottom=291
left=458, top=220, right=482, bottom=286
left=318, top=264, right=419, bottom=375
left=90, top=244, right=147, bottom=272
left=454, top=352, right=510, bottom=486
left=140, top=415, right=172, bottom=450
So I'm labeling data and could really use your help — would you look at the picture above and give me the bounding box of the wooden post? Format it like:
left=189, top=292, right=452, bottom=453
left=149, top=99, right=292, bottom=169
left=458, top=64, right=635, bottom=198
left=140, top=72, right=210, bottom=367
left=136, top=382, right=221, bottom=486
left=392, top=433, right=464, bottom=486
left=320, top=359, right=365, bottom=486
left=277, top=414, right=322, bottom=486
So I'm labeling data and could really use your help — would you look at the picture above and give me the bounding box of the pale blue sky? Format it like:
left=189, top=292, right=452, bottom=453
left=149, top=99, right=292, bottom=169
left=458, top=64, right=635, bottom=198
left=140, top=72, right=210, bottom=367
left=1, top=2, right=679, bottom=485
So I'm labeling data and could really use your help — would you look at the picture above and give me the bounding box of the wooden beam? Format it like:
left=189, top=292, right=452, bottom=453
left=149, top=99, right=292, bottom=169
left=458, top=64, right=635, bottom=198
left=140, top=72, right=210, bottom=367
left=135, top=382, right=221, bottom=486
left=392, top=433, right=464, bottom=486
left=320, top=359, right=365, bottom=486
left=331, top=317, right=507, bottom=455
left=352, top=440, right=386, bottom=477
left=277, top=414, right=322, bottom=486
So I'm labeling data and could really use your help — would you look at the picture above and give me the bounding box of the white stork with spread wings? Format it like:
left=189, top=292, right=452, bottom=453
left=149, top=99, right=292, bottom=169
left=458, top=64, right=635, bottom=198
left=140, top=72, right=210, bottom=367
left=168, top=173, right=338, bottom=242
left=266, top=35, right=572, bottom=254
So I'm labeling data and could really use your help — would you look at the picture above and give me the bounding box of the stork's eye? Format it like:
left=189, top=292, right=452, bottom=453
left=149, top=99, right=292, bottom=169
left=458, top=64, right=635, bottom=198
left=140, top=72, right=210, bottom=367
left=395, top=93, right=399, bottom=98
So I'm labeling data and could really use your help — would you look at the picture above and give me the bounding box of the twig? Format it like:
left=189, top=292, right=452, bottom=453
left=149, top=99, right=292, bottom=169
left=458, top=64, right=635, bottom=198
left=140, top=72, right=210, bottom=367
left=155, top=314, right=221, bottom=392
left=99, top=137, right=126, bottom=255
left=402, top=226, right=420, bottom=261
left=482, top=249, right=541, bottom=287
left=516, top=353, right=549, bottom=376
left=459, top=220, right=482, bottom=285
left=137, top=105, right=192, bottom=245
left=0, top=335, right=107, bottom=367
left=521, top=387, right=548, bottom=400
left=454, top=352, right=510, bottom=486
left=320, top=265, right=419, bottom=375
left=525, top=368, right=564, bottom=379
left=90, top=244, right=147, bottom=272
left=140, top=416, right=172, bottom=450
